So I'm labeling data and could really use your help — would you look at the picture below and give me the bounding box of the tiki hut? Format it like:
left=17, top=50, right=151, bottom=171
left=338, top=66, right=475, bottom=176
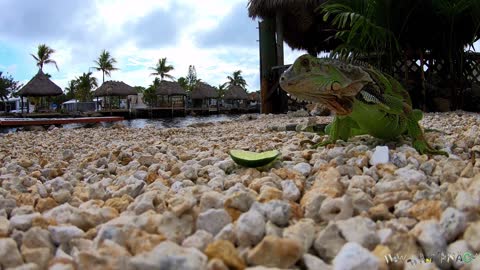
left=94, top=81, right=137, bottom=111
left=247, top=0, right=337, bottom=55
left=155, top=81, right=187, bottom=108
left=17, top=69, right=63, bottom=113
left=223, top=85, right=249, bottom=109
left=190, top=82, right=218, bottom=108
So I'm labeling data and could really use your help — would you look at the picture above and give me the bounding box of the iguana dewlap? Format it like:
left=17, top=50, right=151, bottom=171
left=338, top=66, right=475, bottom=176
left=279, top=54, right=447, bottom=156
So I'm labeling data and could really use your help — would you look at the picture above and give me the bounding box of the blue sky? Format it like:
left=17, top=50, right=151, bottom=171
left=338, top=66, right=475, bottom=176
left=0, top=0, right=306, bottom=92
left=0, top=0, right=479, bottom=93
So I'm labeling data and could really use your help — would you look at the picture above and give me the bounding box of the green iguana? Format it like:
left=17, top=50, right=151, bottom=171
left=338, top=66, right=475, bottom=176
left=279, top=54, right=448, bottom=156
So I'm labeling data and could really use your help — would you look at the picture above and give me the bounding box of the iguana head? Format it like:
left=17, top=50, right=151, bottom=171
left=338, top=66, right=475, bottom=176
left=279, top=54, right=373, bottom=115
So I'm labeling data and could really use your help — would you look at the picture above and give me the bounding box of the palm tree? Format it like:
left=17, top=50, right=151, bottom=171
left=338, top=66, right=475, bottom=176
left=216, top=83, right=227, bottom=98
left=75, top=72, right=98, bottom=102
left=320, top=0, right=399, bottom=64
left=226, top=70, right=247, bottom=89
left=64, top=79, right=77, bottom=100
left=30, top=44, right=59, bottom=71
left=0, top=72, right=20, bottom=101
left=92, top=50, right=118, bottom=83
left=150, top=58, right=175, bottom=81
left=177, top=77, right=188, bottom=90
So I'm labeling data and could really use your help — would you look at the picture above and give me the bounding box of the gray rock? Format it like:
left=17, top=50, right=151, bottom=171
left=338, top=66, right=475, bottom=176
left=133, top=170, right=148, bottom=181
left=395, top=167, right=427, bottom=186
left=440, top=207, right=467, bottom=243
left=337, top=216, right=379, bottom=250
left=157, top=211, right=194, bottom=243
left=199, top=191, right=224, bottom=212
left=111, top=181, right=145, bottom=198
left=129, top=241, right=208, bottom=270
left=62, top=149, right=74, bottom=161
left=281, top=180, right=301, bottom=202
left=10, top=206, right=34, bottom=217
left=447, top=240, right=473, bottom=269
left=93, top=225, right=127, bottom=247
left=303, top=254, right=332, bottom=270
left=419, top=160, right=436, bottom=175
left=181, top=230, right=213, bottom=250
left=0, top=216, right=10, bottom=237
left=293, top=162, right=312, bottom=177
left=7, top=262, right=40, bottom=270
left=283, top=219, right=316, bottom=253
left=314, top=223, right=346, bottom=262
left=214, top=223, right=236, bottom=243
left=51, top=190, right=72, bottom=204
left=9, top=213, right=41, bottom=231
left=464, top=221, right=480, bottom=252
left=225, top=191, right=256, bottom=212
left=0, top=198, right=17, bottom=215
left=22, top=227, right=55, bottom=253
left=263, top=200, right=291, bottom=227
left=196, top=209, right=232, bottom=236
left=455, top=191, right=479, bottom=213
left=265, top=221, right=283, bottom=237
left=412, top=220, right=448, bottom=268
left=235, top=209, right=266, bottom=247
left=138, top=155, right=156, bottom=166
left=319, top=195, right=354, bottom=221
left=217, top=160, right=236, bottom=173
left=333, top=242, right=379, bottom=270
left=0, top=238, right=23, bottom=268
left=394, top=200, right=414, bottom=217
left=48, top=225, right=85, bottom=245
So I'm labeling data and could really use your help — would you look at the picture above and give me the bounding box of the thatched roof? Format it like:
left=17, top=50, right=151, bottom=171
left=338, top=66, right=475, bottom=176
left=224, top=86, right=249, bottom=100
left=247, top=0, right=338, bottom=54
left=156, top=81, right=187, bottom=96
left=191, top=82, right=218, bottom=99
left=248, top=91, right=261, bottom=101
left=17, top=70, right=63, bottom=97
left=94, top=81, right=137, bottom=97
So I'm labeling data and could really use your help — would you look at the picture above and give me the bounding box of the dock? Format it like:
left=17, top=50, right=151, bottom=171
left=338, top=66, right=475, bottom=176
left=0, top=116, right=124, bottom=126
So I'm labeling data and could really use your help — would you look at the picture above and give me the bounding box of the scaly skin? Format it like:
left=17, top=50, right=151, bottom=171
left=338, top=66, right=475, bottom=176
left=279, top=54, right=448, bottom=156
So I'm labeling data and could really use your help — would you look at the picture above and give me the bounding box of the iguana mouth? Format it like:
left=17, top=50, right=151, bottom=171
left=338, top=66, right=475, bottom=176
left=325, top=97, right=352, bottom=115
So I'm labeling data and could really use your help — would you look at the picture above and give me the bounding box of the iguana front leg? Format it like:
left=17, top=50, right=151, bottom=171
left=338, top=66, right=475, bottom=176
left=406, top=111, right=448, bottom=156
left=301, top=116, right=365, bottom=148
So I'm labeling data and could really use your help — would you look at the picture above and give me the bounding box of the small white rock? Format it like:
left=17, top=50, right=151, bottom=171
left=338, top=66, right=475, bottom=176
left=333, top=242, right=379, bottom=270
left=369, top=146, right=389, bottom=166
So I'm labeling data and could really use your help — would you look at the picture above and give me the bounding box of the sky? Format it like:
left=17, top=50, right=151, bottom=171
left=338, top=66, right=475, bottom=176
left=1, top=0, right=479, bottom=94
left=0, top=0, right=307, bottom=93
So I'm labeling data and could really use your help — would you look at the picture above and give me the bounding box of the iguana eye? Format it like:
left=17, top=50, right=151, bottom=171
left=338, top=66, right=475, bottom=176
left=301, top=58, right=310, bottom=68
left=331, top=81, right=341, bottom=91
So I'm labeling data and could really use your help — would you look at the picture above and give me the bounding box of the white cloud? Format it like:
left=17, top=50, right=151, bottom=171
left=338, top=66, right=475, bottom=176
left=1, top=0, right=310, bottom=93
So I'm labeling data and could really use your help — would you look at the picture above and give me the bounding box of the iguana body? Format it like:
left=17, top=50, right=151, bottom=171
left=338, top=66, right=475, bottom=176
left=279, top=54, right=447, bottom=156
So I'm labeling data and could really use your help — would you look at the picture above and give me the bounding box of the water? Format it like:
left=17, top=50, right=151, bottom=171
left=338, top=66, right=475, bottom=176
left=0, top=114, right=247, bottom=133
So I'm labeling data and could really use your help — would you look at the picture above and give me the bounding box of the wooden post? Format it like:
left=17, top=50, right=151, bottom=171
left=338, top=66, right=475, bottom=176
left=276, top=12, right=284, bottom=66
left=259, top=18, right=277, bottom=114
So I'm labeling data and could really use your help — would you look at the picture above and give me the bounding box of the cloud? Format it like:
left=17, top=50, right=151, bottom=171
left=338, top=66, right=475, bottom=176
left=129, top=8, right=182, bottom=48
left=0, top=0, right=96, bottom=43
left=0, top=0, right=306, bottom=93
left=195, top=2, right=258, bottom=48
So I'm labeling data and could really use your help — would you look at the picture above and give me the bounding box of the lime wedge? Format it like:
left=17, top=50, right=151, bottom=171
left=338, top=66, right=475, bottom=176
left=229, top=149, right=280, bottom=168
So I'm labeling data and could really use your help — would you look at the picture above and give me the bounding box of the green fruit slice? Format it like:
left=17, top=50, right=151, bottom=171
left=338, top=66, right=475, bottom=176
left=229, top=149, right=280, bottom=168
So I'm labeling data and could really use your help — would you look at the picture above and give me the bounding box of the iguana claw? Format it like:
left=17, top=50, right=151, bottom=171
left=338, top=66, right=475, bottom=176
left=300, top=139, right=333, bottom=149
left=413, top=141, right=449, bottom=157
